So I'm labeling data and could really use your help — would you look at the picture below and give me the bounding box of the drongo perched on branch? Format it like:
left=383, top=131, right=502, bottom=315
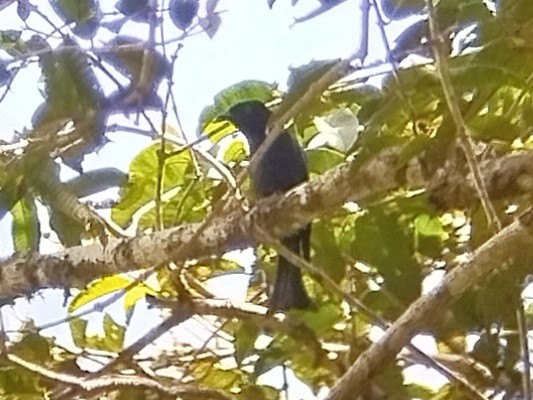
left=224, top=100, right=313, bottom=311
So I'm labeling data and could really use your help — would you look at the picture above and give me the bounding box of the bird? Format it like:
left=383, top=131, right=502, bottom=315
left=223, top=100, right=313, bottom=312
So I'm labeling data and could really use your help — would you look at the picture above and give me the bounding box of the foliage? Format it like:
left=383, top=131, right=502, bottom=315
left=1, top=0, right=533, bottom=399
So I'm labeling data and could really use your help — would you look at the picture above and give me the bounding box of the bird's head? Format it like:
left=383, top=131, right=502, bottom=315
left=219, top=100, right=272, bottom=150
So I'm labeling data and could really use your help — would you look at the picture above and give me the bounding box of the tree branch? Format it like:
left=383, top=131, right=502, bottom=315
left=2, top=148, right=533, bottom=301
left=325, top=208, right=533, bottom=400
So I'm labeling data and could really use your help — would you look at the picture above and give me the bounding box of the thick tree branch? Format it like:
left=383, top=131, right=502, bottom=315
left=325, top=207, right=533, bottom=399
left=2, top=149, right=533, bottom=302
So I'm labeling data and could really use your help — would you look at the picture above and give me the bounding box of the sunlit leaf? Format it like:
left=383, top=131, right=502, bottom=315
left=10, top=197, right=39, bottom=252
left=69, top=275, right=135, bottom=313
left=112, top=142, right=197, bottom=228
left=102, top=313, right=126, bottom=352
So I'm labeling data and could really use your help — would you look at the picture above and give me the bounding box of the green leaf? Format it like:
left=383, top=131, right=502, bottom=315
left=0, top=365, right=42, bottom=396
left=198, top=80, right=276, bottom=132
left=69, top=317, right=88, bottom=349
left=99, top=36, right=170, bottom=86
left=31, top=37, right=106, bottom=170
left=375, top=363, right=410, bottom=399
left=354, top=208, right=421, bottom=305
left=202, top=118, right=239, bottom=144
left=311, top=220, right=346, bottom=283
left=306, top=147, right=345, bottom=175
left=69, top=315, right=126, bottom=353
left=69, top=275, right=135, bottom=313
left=49, top=208, right=85, bottom=247
left=297, top=302, right=343, bottom=336
left=102, top=314, right=126, bottom=352
left=50, top=0, right=100, bottom=38
left=280, top=59, right=340, bottom=122
left=13, top=333, right=51, bottom=364
left=10, top=198, right=39, bottom=252
left=414, top=214, right=448, bottom=240
left=191, top=360, right=244, bottom=390
left=234, top=320, right=260, bottom=365
left=112, top=142, right=194, bottom=228
left=114, top=142, right=215, bottom=230
left=468, top=114, right=522, bottom=142
left=380, top=0, right=424, bottom=19
left=222, top=139, right=247, bottom=164
left=36, top=37, right=103, bottom=120
left=64, top=168, right=127, bottom=198
left=239, top=385, right=279, bottom=400
left=54, top=0, right=98, bottom=24
left=0, top=30, right=26, bottom=55
left=124, top=283, right=157, bottom=320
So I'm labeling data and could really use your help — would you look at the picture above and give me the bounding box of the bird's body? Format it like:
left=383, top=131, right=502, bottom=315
left=226, top=101, right=312, bottom=311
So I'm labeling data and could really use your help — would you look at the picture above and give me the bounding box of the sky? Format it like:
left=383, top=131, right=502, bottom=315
left=0, top=1, right=431, bottom=398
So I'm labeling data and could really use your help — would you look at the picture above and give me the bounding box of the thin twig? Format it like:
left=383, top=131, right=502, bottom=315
left=256, top=227, right=488, bottom=400
left=425, top=0, right=501, bottom=232
left=516, top=301, right=532, bottom=400
left=371, top=0, right=419, bottom=134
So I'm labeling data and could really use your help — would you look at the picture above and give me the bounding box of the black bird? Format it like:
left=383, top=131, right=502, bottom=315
left=224, top=100, right=313, bottom=311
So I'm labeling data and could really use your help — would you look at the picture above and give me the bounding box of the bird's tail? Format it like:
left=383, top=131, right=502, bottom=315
left=268, top=231, right=313, bottom=312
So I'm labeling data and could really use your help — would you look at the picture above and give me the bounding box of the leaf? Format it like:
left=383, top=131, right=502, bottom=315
left=112, top=142, right=197, bottom=228
left=239, top=385, right=279, bottom=400
left=308, top=107, right=360, bottom=153
left=468, top=114, right=522, bottom=142
left=191, top=359, right=244, bottom=390
left=64, top=168, right=127, bottom=198
left=298, top=302, right=343, bottom=336
left=70, top=314, right=126, bottom=352
left=99, top=36, right=170, bottom=89
left=0, top=30, right=26, bottom=55
left=37, top=37, right=103, bottom=115
left=0, top=60, right=13, bottom=87
left=380, top=0, right=424, bottom=20
left=222, top=139, right=247, bottom=164
left=202, top=118, right=239, bottom=145
left=306, top=147, right=345, bottom=176
left=199, top=11, right=221, bottom=38
left=279, top=59, right=340, bottom=124
left=414, top=214, right=448, bottom=240
left=0, top=144, right=51, bottom=221
left=169, top=0, right=199, bottom=31
left=200, top=0, right=222, bottom=38
left=32, top=37, right=107, bottom=171
left=124, top=283, right=157, bottom=321
left=69, top=317, right=88, bottom=348
left=49, top=208, right=85, bottom=247
left=17, top=0, right=30, bottom=20
left=69, top=275, right=135, bottom=313
left=12, top=333, right=52, bottom=364
left=116, top=0, right=150, bottom=22
left=375, top=364, right=410, bottom=399
left=354, top=208, right=421, bottom=305
left=234, top=320, right=260, bottom=365
left=311, top=220, right=346, bottom=283
left=102, top=314, right=126, bottom=352
left=10, top=197, right=40, bottom=252
left=0, top=170, right=25, bottom=221
left=198, top=80, right=276, bottom=133
left=50, top=0, right=100, bottom=39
